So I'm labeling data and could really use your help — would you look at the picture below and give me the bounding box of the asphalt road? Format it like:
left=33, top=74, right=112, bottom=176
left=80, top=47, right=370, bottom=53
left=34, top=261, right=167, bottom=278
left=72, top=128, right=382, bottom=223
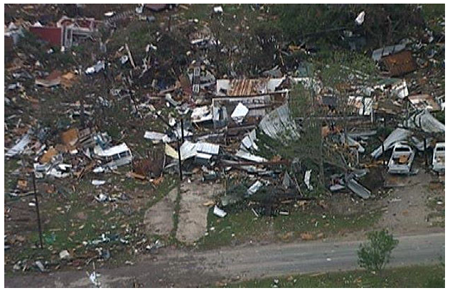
left=4, top=232, right=444, bottom=288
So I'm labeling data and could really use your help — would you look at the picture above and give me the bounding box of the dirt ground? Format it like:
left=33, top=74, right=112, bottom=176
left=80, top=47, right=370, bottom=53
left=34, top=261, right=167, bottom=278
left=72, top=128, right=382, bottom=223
left=144, top=187, right=178, bottom=236
left=142, top=181, right=225, bottom=244
left=176, top=181, right=224, bottom=244
left=376, top=169, right=445, bottom=234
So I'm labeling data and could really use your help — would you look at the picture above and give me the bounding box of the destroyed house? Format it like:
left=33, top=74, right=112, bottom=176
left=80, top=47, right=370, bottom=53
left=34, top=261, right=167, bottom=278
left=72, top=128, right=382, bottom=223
left=407, top=94, right=441, bottom=112
left=213, top=78, right=289, bottom=127
left=57, top=16, right=97, bottom=48
left=216, top=78, right=288, bottom=97
left=29, top=16, right=97, bottom=48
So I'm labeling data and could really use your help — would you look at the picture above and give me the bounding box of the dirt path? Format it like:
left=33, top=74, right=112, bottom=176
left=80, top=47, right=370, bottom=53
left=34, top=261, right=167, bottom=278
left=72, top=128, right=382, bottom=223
left=143, top=181, right=224, bottom=244
left=143, top=187, right=178, bottom=236
left=376, top=169, right=444, bottom=234
left=176, top=182, right=224, bottom=243
left=5, top=232, right=444, bottom=288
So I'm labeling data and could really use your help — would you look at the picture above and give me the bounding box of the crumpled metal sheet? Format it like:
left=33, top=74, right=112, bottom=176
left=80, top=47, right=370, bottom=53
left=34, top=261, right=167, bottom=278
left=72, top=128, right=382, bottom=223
left=196, top=142, right=220, bottom=155
left=406, top=110, right=445, bottom=133
left=230, top=102, right=249, bottom=123
left=240, top=129, right=258, bottom=151
left=347, top=178, right=371, bottom=199
left=5, top=133, right=31, bottom=157
left=235, top=149, right=267, bottom=163
left=371, top=128, right=412, bottom=159
left=258, top=103, right=300, bottom=142
left=165, top=141, right=220, bottom=161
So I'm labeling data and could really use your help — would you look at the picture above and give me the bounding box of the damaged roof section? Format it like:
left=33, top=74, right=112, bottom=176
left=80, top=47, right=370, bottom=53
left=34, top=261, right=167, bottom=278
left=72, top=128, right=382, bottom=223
left=372, top=43, right=406, bottom=61
left=406, top=110, right=445, bottom=133
left=259, top=103, right=300, bottom=142
left=371, top=128, right=412, bottom=159
left=216, top=78, right=286, bottom=96
left=408, top=94, right=441, bottom=112
left=381, top=50, right=416, bottom=77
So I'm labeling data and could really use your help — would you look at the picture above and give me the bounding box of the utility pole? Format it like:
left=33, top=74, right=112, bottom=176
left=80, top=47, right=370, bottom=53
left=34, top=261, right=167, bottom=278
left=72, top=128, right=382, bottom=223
left=177, top=138, right=183, bottom=181
left=32, top=172, right=44, bottom=249
left=180, top=118, right=185, bottom=143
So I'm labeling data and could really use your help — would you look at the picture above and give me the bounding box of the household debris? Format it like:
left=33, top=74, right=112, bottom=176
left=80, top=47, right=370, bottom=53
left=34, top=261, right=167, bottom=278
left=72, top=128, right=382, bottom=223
left=3, top=4, right=445, bottom=273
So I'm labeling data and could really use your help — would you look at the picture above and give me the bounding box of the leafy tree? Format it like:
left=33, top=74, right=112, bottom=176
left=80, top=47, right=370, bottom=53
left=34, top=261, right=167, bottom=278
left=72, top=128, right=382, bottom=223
left=271, top=4, right=425, bottom=50
left=357, top=229, right=399, bottom=273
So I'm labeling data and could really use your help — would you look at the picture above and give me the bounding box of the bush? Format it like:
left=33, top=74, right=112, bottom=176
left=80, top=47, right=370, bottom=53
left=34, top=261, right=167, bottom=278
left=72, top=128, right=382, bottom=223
left=357, top=229, right=399, bottom=272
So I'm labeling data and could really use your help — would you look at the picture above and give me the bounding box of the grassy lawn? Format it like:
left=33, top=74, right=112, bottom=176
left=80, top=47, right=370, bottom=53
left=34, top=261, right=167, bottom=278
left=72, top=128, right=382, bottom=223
left=196, top=205, right=382, bottom=250
left=4, top=172, right=177, bottom=271
left=225, top=264, right=445, bottom=288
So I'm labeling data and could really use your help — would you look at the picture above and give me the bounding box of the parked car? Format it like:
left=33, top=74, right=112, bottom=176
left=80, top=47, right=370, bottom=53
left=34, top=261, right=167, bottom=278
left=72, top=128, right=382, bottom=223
left=432, top=142, right=445, bottom=174
left=388, top=143, right=415, bottom=174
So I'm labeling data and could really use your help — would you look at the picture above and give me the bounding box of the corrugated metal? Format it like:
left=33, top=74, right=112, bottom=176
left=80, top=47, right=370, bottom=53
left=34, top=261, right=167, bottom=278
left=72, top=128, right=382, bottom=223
left=406, top=110, right=445, bottom=133
left=6, top=133, right=31, bottom=157
left=228, top=79, right=268, bottom=96
left=235, top=150, right=267, bottom=163
left=347, top=178, right=371, bottom=199
left=259, top=103, right=300, bottom=142
left=196, top=142, right=220, bottom=155
left=94, top=143, right=130, bottom=157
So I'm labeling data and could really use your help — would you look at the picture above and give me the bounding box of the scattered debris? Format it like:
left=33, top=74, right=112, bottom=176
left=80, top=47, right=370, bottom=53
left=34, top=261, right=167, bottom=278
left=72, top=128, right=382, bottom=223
left=304, top=170, right=313, bottom=191
left=213, top=206, right=227, bottom=218
left=59, top=250, right=71, bottom=260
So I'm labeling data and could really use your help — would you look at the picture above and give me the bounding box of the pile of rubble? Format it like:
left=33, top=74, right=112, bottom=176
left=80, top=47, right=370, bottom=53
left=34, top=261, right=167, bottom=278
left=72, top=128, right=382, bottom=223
left=3, top=6, right=445, bottom=274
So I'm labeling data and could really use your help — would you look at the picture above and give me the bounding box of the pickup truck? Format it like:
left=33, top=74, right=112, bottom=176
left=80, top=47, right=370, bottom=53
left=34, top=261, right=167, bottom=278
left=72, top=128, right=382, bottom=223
left=432, top=142, right=445, bottom=174
left=388, top=143, right=415, bottom=174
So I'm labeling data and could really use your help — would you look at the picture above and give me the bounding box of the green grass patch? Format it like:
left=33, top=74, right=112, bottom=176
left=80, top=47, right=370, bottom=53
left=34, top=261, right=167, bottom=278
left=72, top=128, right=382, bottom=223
left=6, top=173, right=177, bottom=270
left=225, top=264, right=445, bottom=288
left=196, top=206, right=382, bottom=250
